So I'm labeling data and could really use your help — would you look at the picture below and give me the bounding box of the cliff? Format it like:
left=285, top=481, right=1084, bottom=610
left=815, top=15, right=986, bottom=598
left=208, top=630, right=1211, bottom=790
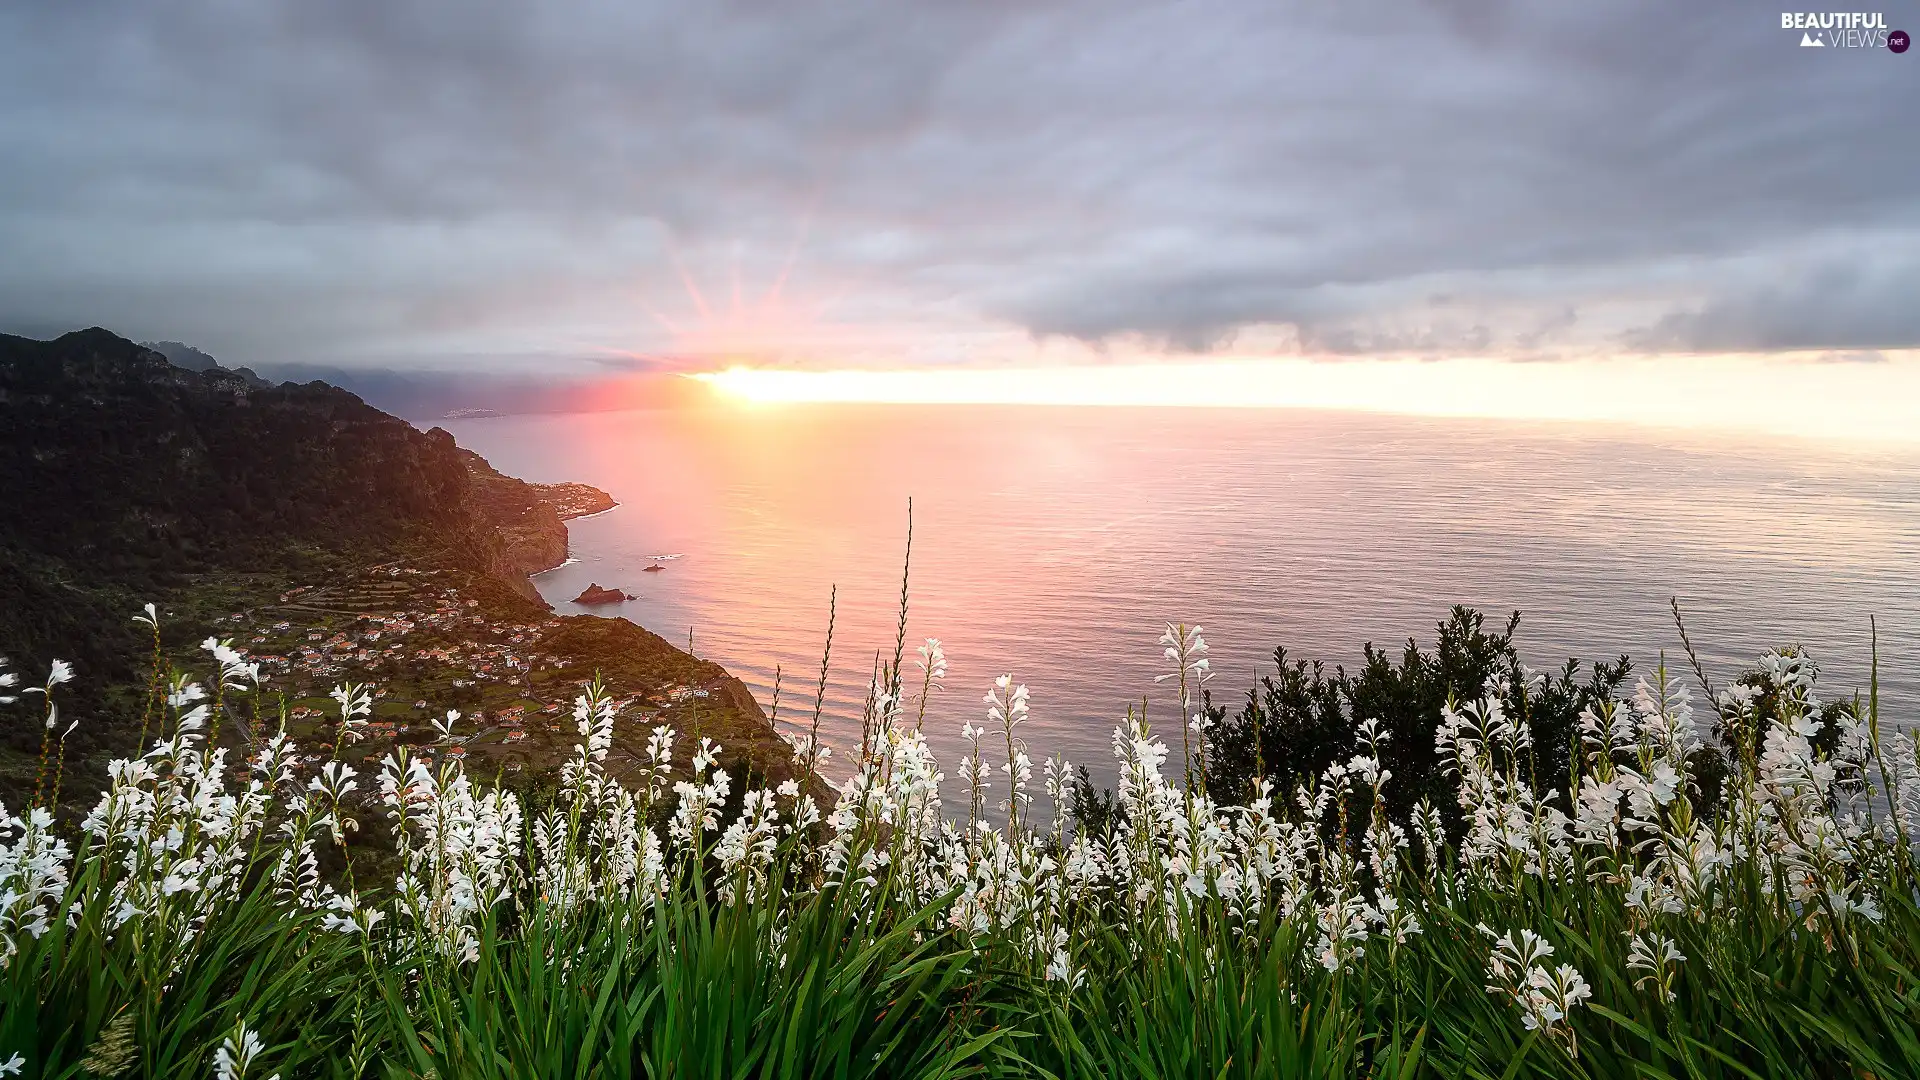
left=459, top=448, right=617, bottom=577
left=0, top=328, right=793, bottom=810
left=1, top=332, right=514, bottom=566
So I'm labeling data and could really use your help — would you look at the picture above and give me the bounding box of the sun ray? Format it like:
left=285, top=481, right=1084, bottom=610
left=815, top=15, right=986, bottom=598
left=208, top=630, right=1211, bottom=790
left=761, top=201, right=815, bottom=310
left=665, top=241, right=714, bottom=322
left=639, top=301, right=685, bottom=337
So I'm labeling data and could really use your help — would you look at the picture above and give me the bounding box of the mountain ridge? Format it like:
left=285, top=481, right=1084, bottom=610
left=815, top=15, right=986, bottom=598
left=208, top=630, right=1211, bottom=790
left=0, top=327, right=799, bottom=811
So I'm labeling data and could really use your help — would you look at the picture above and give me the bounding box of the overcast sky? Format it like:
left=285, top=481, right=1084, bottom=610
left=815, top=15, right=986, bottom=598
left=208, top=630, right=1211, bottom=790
left=1, top=1, right=1914, bottom=376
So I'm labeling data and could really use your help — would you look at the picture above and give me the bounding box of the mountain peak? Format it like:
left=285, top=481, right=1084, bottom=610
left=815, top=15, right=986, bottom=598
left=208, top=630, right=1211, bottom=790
left=143, top=336, right=271, bottom=387
left=143, top=339, right=222, bottom=371
left=1, top=327, right=282, bottom=393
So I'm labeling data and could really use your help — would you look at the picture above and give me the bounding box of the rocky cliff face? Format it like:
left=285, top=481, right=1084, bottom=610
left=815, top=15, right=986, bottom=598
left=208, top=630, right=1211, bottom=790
left=2, top=330, right=482, bottom=559
left=0, top=327, right=800, bottom=813
left=0, top=328, right=549, bottom=666
left=458, top=449, right=571, bottom=577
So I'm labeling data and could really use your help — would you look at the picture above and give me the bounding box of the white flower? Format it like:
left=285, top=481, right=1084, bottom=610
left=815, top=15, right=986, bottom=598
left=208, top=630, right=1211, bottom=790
left=1154, top=623, right=1213, bottom=711
left=1626, top=932, right=1685, bottom=1002
left=1484, top=928, right=1590, bottom=1054
left=213, top=1021, right=278, bottom=1080
left=1044, top=944, right=1084, bottom=990
left=692, top=738, right=720, bottom=774
left=916, top=639, right=947, bottom=684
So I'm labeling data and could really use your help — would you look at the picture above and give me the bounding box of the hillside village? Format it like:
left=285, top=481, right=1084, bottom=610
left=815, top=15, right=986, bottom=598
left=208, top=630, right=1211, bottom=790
left=199, top=562, right=798, bottom=786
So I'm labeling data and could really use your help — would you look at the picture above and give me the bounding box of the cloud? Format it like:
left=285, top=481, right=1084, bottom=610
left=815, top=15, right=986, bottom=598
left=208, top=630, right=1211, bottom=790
left=1621, top=245, right=1920, bottom=353
left=0, top=0, right=1913, bottom=368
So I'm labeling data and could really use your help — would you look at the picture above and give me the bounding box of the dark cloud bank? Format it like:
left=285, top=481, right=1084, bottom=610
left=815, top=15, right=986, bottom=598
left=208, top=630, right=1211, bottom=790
left=1, top=1, right=1914, bottom=372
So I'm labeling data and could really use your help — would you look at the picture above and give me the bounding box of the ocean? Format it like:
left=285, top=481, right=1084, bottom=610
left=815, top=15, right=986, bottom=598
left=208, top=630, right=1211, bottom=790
left=443, top=404, right=1920, bottom=789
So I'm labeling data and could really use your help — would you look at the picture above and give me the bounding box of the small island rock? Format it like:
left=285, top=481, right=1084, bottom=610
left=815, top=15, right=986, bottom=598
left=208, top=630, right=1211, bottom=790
left=573, top=583, right=632, bottom=605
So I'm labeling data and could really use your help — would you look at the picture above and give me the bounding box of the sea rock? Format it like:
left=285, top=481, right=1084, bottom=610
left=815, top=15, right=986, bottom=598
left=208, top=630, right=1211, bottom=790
left=573, top=582, right=631, bottom=605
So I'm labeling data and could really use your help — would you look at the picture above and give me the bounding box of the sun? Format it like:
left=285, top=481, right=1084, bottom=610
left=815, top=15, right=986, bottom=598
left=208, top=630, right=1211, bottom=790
left=689, top=353, right=1920, bottom=445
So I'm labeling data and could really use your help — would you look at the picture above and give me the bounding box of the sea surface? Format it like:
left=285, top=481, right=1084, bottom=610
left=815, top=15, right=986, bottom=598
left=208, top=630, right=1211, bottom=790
left=443, top=405, right=1920, bottom=790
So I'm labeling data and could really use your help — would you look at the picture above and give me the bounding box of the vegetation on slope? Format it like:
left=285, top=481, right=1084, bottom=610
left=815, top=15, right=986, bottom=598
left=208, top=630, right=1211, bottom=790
left=0, top=328, right=792, bottom=816
left=0, top=603, right=1914, bottom=1079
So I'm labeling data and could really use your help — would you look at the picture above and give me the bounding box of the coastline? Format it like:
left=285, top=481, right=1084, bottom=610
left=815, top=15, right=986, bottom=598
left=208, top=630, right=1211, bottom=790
left=500, top=475, right=801, bottom=787
left=562, top=502, right=620, bottom=522
left=520, top=500, right=615, bottom=578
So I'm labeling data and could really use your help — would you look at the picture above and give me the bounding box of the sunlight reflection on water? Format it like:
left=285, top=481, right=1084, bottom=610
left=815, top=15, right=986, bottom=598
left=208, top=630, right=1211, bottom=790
left=448, top=405, right=1920, bottom=790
